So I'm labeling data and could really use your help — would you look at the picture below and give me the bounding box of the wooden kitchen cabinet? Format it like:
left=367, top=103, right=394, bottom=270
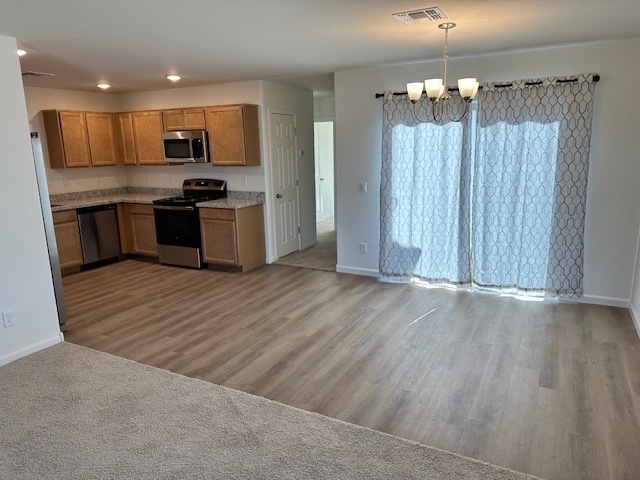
left=122, top=204, right=158, bottom=256
left=85, top=113, right=118, bottom=166
left=117, top=113, right=138, bottom=165
left=132, top=111, right=165, bottom=165
left=199, top=205, right=265, bottom=271
left=52, top=210, right=83, bottom=269
left=204, top=104, right=261, bottom=166
left=43, top=110, right=90, bottom=168
left=162, top=108, right=206, bottom=131
left=43, top=110, right=118, bottom=168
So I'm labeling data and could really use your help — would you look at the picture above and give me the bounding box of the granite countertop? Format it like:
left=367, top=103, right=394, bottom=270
left=196, top=198, right=263, bottom=210
left=50, top=194, right=162, bottom=212
left=50, top=188, right=264, bottom=212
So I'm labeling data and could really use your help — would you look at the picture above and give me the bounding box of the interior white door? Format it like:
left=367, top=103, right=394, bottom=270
left=271, top=113, right=300, bottom=258
left=314, top=125, right=324, bottom=222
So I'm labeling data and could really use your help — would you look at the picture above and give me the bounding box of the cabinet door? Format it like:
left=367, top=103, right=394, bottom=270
left=118, top=113, right=137, bottom=165
left=124, top=204, right=158, bottom=256
left=205, top=105, right=260, bottom=166
left=59, top=111, right=91, bottom=167
left=132, top=112, right=165, bottom=165
left=53, top=211, right=83, bottom=268
left=200, top=217, right=238, bottom=265
left=163, top=108, right=206, bottom=131
left=184, top=108, right=206, bottom=129
left=86, top=113, right=117, bottom=166
left=162, top=110, right=185, bottom=131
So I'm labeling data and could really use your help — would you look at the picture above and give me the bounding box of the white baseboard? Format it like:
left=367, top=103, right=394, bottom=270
left=629, top=302, right=640, bottom=340
left=336, top=265, right=380, bottom=277
left=0, top=332, right=64, bottom=367
left=266, top=255, right=278, bottom=264
left=564, top=295, right=629, bottom=308
left=301, top=240, right=317, bottom=250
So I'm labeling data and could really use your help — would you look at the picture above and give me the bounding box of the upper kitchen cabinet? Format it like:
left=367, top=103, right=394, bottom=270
left=85, top=113, right=118, bottom=166
left=132, top=111, right=165, bottom=165
left=205, top=104, right=261, bottom=166
left=162, top=108, right=206, bottom=131
left=43, top=110, right=91, bottom=168
left=117, top=113, right=138, bottom=165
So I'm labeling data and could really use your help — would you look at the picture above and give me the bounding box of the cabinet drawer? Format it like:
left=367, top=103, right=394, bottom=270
left=53, top=209, right=77, bottom=224
left=199, top=208, right=235, bottom=221
left=125, top=203, right=155, bottom=215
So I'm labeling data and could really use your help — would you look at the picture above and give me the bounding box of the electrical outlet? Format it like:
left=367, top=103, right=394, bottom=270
left=360, top=242, right=368, bottom=254
left=2, top=310, right=15, bottom=328
left=62, top=179, right=70, bottom=187
left=146, top=174, right=150, bottom=184
left=359, top=182, right=368, bottom=193
left=97, top=176, right=102, bottom=184
left=241, top=175, right=248, bottom=186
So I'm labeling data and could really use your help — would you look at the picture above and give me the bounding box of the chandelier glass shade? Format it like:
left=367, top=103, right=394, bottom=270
left=407, top=23, right=479, bottom=122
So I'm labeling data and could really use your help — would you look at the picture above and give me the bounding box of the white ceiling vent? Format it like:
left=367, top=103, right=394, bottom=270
left=392, top=7, right=447, bottom=25
left=21, top=71, right=56, bottom=77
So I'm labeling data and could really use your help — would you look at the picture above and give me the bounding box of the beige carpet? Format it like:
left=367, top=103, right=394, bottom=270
left=0, top=343, right=541, bottom=479
left=275, top=218, right=337, bottom=272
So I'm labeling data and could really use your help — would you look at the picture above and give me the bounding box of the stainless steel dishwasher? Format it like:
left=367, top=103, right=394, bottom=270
left=76, top=204, right=121, bottom=264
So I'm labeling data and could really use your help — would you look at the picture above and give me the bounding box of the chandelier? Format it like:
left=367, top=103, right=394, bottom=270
left=407, top=22, right=479, bottom=122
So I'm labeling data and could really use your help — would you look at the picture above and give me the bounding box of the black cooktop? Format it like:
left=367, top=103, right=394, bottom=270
left=153, top=178, right=227, bottom=207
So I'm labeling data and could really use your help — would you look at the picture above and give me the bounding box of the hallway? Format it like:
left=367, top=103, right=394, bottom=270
left=275, top=217, right=336, bottom=271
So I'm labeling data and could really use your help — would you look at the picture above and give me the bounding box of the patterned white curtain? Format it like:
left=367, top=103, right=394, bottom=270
left=380, top=93, right=473, bottom=284
left=380, top=74, right=596, bottom=297
left=475, top=75, right=596, bottom=296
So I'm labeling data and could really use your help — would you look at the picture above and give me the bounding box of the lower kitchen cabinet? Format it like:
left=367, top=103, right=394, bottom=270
left=52, top=210, right=83, bottom=269
left=122, top=204, right=158, bottom=257
left=199, top=205, right=265, bottom=271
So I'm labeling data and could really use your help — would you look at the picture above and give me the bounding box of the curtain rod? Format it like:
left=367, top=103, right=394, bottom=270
left=374, top=74, right=600, bottom=98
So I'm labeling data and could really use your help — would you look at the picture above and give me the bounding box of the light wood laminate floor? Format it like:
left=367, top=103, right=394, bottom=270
left=63, top=260, right=640, bottom=480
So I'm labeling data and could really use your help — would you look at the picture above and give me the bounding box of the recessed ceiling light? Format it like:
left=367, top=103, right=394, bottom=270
left=96, top=83, right=110, bottom=90
left=166, top=74, right=181, bottom=82
left=17, top=49, right=27, bottom=56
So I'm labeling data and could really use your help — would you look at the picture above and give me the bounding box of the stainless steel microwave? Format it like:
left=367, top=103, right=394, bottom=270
left=162, top=130, right=209, bottom=164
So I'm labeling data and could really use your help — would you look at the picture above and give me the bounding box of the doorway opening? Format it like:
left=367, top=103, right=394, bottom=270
left=314, top=120, right=335, bottom=230
left=275, top=120, right=336, bottom=271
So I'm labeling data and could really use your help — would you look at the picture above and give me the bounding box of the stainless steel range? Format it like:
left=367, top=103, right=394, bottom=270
left=153, top=178, right=227, bottom=268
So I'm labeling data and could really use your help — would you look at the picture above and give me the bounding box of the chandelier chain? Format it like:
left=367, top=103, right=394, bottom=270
left=442, top=25, right=450, bottom=99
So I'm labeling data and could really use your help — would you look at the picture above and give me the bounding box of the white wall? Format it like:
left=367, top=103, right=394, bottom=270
left=261, top=81, right=316, bottom=256
left=314, top=96, right=335, bottom=122
left=0, top=36, right=62, bottom=365
left=335, top=38, right=640, bottom=303
left=24, top=87, right=125, bottom=194
left=630, top=229, right=640, bottom=337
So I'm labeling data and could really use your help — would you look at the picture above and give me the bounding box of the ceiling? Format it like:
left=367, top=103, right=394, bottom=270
left=1, top=0, right=639, bottom=94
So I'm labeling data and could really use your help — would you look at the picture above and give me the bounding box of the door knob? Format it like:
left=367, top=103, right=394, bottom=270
left=276, top=193, right=282, bottom=198
left=320, top=178, right=325, bottom=181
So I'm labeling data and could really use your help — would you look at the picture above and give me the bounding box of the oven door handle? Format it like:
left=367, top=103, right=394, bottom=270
left=153, top=205, right=196, bottom=211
